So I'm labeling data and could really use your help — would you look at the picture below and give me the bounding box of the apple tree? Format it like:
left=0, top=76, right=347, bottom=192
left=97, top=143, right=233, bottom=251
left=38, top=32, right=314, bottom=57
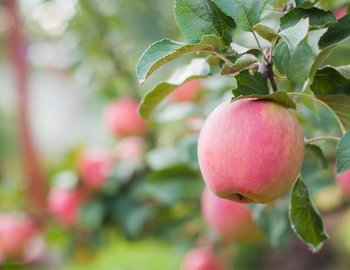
left=136, top=0, right=350, bottom=256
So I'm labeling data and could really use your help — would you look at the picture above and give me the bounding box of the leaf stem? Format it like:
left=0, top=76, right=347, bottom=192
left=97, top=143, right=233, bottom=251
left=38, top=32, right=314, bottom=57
left=288, top=92, right=347, bottom=135
left=210, top=51, right=234, bottom=66
left=305, top=136, right=340, bottom=144
left=252, top=30, right=263, bottom=51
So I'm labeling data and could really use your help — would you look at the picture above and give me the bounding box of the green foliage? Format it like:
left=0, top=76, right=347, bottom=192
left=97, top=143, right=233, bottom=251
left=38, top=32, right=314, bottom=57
left=234, top=91, right=297, bottom=110
left=136, top=35, right=223, bottom=83
left=295, top=0, right=319, bottom=8
left=273, top=41, right=315, bottom=84
left=135, top=0, right=350, bottom=252
left=279, top=18, right=309, bottom=51
left=311, top=66, right=350, bottom=95
left=233, top=70, right=269, bottom=96
left=221, top=54, right=259, bottom=75
left=211, top=0, right=264, bottom=32
left=305, top=144, right=328, bottom=168
left=280, top=8, right=336, bottom=30
left=289, top=178, right=328, bottom=252
left=336, top=131, right=350, bottom=174
left=253, top=23, right=280, bottom=42
left=319, top=15, right=350, bottom=50
left=175, top=0, right=235, bottom=44
left=139, top=76, right=206, bottom=118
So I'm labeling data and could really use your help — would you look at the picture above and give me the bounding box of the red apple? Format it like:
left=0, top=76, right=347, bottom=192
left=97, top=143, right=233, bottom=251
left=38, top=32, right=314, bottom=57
left=336, top=170, right=350, bottom=196
left=78, top=148, right=112, bottom=189
left=202, top=188, right=261, bottom=242
left=170, top=79, right=202, bottom=103
left=0, top=213, right=37, bottom=259
left=335, top=5, right=347, bottom=19
left=198, top=99, right=305, bottom=203
left=113, top=136, right=145, bottom=162
left=181, top=247, right=225, bottom=270
left=103, top=98, right=148, bottom=137
left=48, top=187, right=82, bottom=226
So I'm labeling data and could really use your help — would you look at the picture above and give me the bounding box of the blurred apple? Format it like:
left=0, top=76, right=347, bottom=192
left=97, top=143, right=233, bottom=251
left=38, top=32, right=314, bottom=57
left=170, top=79, right=202, bottom=103
left=48, top=187, right=82, bottom=226
left=335, top=5, right=347, bottom=19
left=336, top=170, right=350, bottom=196
left=78, top=148, right=112, bottom=189
left=0, top=213, right=37, bottom=260
left=201, top=188, right=262, bottom=242
left=103, top=98, right=148, bottom=137
left=181, top=247, right=226, bottom=270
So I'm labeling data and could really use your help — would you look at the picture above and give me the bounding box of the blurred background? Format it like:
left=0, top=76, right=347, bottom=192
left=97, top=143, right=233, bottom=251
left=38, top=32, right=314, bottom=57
left=1, top=0, right=350, bottom=269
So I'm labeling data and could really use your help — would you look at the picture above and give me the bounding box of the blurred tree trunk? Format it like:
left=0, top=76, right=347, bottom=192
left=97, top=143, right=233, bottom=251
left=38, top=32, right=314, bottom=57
left=6, top=0, right=46, bottom=214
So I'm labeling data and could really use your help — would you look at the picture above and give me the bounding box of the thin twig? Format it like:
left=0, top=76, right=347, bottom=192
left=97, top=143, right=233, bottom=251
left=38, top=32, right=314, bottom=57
left=305, top=136, right=340, bottom=144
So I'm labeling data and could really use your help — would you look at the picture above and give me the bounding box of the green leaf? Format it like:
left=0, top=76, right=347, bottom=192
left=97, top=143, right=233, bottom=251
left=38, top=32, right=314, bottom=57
left=233, top=70, right=269, bottom=96
left=310, top=65, right=350, bottom=130
left=295, top=0, right=319, bottom=8
left=336, top=131, right=350, bottom=174
left=273, top=41, right=315, bottom=84
left=212, top=0, right=263, bottom=32
left=279, top=18, right=309, bottom=51
left=136, top=35, right=222, bottom=84
left=316, top=95, right=350, bottom=131
left=253, top=23, right=280, bottom=42
left=234, top=90, right=297, bottom=110
left=175, top=0, right=235, bottom=44
left=319, top=15, right=350, bottom=50
left=139, top=76, right=205, bottom=119
left=311, top=66, right=350, bottom=95
left=280, top=8, right=336, bottom=30
left=309, top=45, right=335, bottom=82
left=305, top=144, right=328, bottom=168
left=221, top=54, right=259, bottom=75
left=289, top=178, right=328, bottom=252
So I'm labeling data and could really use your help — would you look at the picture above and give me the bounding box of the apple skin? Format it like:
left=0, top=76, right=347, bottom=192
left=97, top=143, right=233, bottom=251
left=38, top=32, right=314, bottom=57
left=181, top=247, right=225, bottom=270
left=170, top=79, right=202, bottom=103
left=202, top=188, right=261, bottom=242
left=336, top=170, right=350, bottom=196
left=78, top=148, right=112, bottom=189
left=48, top=187, right=82, bottom=226
left=0, top=213, right=37, bottom=259
left=113, top=136, right=145, bottom=161
left=198, top=99, right=305, bottom=203
left=103, top=98, right=148, bottom=137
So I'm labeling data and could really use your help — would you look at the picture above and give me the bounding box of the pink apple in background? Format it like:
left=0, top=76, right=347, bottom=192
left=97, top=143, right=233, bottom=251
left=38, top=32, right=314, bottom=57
left=0, top=213, right=37, bottom=259
left=170, top=79, right=203, bottom=103
left=336, top=170, right=350, bottom=196
left=335, top=5, right=347, bottom=19
left=113, top=136, right=145, bottom=162
left=103, top=98, right=148, bottom=137
left=198, top=99, right=305, bottom=203
left=48, top=187, right=82, bottom=226
left=201, top=188, right=261, bottom=242
left=181, top=247, right=225, bottom=270
left=78, top=148, right=112, bottom=189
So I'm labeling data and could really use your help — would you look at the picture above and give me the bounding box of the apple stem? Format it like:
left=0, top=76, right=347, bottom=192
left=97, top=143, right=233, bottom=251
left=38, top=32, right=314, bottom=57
left=305, top=136, right=340, bottom=144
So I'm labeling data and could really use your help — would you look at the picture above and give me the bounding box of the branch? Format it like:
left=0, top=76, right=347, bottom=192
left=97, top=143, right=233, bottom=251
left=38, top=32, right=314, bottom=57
left=6, top=0, right=47, bottom=215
